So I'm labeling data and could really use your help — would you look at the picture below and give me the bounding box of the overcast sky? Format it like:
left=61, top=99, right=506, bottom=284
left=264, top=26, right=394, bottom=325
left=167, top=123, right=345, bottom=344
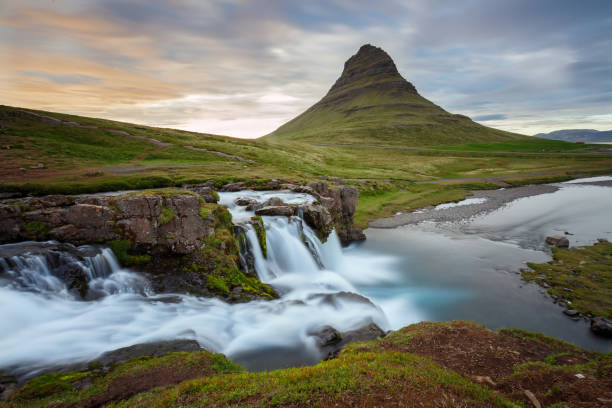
left=2, top=0, right=611, bottom=138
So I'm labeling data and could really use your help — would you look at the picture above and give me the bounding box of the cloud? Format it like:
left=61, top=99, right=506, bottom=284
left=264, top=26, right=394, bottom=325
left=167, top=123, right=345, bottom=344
left=1, top=0, right=611, bottom=137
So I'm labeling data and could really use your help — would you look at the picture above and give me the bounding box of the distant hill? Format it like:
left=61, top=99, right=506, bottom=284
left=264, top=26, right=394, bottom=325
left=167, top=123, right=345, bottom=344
left=535, top=129, right=612, bottom=143
left=264, top=44, right=526, bottom=146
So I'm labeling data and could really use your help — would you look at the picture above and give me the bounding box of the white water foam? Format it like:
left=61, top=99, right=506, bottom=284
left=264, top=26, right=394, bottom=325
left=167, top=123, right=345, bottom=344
left=0, top=191, right=409, bottom=377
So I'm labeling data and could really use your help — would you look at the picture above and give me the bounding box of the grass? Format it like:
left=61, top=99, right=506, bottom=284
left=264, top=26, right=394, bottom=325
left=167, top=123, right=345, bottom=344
left=110, top=352, right=515, bottom=408
left=432, top=139, right=593, bottom=153
left=523, top=241, right=612, bottom=317
left=5, top=350, right=243, bottom=408
left=350, top=181, right=499, bottom=228
left=1, top=105, right=612, bottom=228
left=157, top=206, right=175, bottom=225
left=5, top=321, right=610, bottom=408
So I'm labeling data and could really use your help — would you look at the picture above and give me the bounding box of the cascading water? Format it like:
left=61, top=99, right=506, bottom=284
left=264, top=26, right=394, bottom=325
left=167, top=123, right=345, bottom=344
left=0, top=190, right=402, bottom=378
left=0, top=242, right=150, bottom=299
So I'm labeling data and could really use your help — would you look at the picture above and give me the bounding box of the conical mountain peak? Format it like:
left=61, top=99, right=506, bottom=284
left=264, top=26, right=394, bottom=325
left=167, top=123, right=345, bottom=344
left=265, top=44, right=521, bottom=146
left=328, top=44, right=417, bottom=96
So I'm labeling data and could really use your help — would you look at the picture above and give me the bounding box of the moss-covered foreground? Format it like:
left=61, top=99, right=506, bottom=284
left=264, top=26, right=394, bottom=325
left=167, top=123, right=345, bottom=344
left=4, top=321, right=610, bottom=408
left=523, top=241, right=612, bottom=317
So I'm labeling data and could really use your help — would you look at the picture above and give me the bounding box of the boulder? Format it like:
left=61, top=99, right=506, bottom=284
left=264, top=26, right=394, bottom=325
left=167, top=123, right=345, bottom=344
left=307, top=291, right=377, bottom=309
left=234, top=197, right=258, bottom=207
left=255, top=206, right=295, bottom=217
left=221, top=181, right=248, bottom=192
left=308, top=321, right=385, bottom=360
left=563, top=309, right=580, bottom=317
left=546, top=236, right=570, bottom=248
left=590, top=317, right=612, bottom=337
left=300, top=204, right=333, bottom=239
left=307, top=325, right=342, bottom=348
left=93, top=340, right=202, bottom=367
left=262, top=197, right=285, bottom=207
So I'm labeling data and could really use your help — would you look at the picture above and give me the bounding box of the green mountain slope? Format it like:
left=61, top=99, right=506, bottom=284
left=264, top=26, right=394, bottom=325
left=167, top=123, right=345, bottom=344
left=264, top=44, right=527, bottom=145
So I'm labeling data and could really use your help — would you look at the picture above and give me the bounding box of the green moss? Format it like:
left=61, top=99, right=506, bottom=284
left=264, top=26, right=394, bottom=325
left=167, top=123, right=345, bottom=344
left=250, top=216, right=267, bottom=258
left=8, top=350, right=243, bottom=407
left=198, top=202, right=216, bottom=220
left=107, top=240, right=151, bottom=267
left=206, top=275, right=230, bottom=294
left=157, top=206, right=175, bottom=225
left=23, top=221, right=52, bottom=240
left=522, top=242, right=612, bottom=317
left=112, top=352, right=517, bottom=408
left=10, top=372, right=90, bottom=402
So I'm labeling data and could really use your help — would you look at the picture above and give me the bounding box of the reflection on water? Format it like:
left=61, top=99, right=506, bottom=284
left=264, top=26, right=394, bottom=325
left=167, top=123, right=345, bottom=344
left=360, top=181, right=612, bottom=352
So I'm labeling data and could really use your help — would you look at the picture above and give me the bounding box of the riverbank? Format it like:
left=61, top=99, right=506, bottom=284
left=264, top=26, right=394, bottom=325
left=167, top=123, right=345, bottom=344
left=369, top=176, right=612, bottom=228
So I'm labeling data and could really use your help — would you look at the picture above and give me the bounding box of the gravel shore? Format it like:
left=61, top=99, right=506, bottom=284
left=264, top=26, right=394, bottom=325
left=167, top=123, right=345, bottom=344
left=369, top=184, right=560, bottom=228
left=369, top=178, right=612, bottom=228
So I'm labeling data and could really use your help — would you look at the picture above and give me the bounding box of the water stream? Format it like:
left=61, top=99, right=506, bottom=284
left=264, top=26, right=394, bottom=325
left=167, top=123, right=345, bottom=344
left=1, top=178, right=611, bottom=379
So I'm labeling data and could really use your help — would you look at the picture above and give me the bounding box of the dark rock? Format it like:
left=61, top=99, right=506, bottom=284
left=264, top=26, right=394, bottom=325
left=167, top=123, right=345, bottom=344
left=0, top=373, right=17, bottom=402
left=597, top=238, right=609, bottom=243
left=234, top=197, right=258, bottom=207
left=300, top=204, right=333, bottom=240
left=189, top=185, right=219, bottom=203
left=307, top=325, right=342, bottom=348
left=308, top=321, right=385, bottom=360
left=221, top=182, right=248, bottom=192
left=563, top=309, right=580, bottom=317
left=546, top=236, right=570, bottom=248
left=590, top=317, right=612, bottom=337
left=307, top=291, right=377, bottom=309
left=262, top=197, right=285, bottom=207
left=255, top=206, right=295, bottom=217
left=93, top=339, right=202, bottom=367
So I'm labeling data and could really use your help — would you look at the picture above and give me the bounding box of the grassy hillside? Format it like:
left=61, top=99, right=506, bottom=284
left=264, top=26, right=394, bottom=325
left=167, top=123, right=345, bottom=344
left=2, top=105, right=612, bottom=227
left=264, top=44, right=527, bottom=146
left=3, top=321, right=610, bottom=407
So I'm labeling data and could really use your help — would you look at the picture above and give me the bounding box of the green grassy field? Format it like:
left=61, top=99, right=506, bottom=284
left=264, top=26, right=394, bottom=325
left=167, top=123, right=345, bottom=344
left=2, top=105, right=612, bottom=226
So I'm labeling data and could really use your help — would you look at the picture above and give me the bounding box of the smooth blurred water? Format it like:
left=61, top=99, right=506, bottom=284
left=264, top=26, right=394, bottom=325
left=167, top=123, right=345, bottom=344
left=1, top=181, right=610, bottom=379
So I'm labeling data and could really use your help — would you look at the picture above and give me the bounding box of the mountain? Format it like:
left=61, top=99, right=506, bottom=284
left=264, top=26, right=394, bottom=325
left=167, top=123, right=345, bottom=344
left=535, top=129, right=612, bottom=143
left=264, top=44, right=525, bottom=145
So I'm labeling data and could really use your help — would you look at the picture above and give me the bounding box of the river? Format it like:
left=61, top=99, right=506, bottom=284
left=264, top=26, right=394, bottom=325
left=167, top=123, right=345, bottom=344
left=0, top=177, right=611, bottom=379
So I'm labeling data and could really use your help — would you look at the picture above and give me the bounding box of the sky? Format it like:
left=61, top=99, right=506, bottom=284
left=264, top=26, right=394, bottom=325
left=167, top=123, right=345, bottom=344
left=2, top=0, right=611, bottom=138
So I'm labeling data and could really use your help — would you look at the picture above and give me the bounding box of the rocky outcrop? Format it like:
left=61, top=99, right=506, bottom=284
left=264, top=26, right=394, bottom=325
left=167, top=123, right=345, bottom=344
left=0, top=191, right=215, bottom=254
left=300, top=182, right=365, bottom=245
left=0, top=189, right=278, bottom=301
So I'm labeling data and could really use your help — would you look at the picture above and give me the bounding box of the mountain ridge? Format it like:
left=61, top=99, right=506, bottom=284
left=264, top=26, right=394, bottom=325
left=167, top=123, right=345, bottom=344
left=264, top=44, right=526, bottom=146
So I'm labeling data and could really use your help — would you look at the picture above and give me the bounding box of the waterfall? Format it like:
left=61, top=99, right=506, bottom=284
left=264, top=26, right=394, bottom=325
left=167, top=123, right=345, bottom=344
left=0, top=242, right=150, bottom=299
left=0, top=190, right=398, bottom=378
